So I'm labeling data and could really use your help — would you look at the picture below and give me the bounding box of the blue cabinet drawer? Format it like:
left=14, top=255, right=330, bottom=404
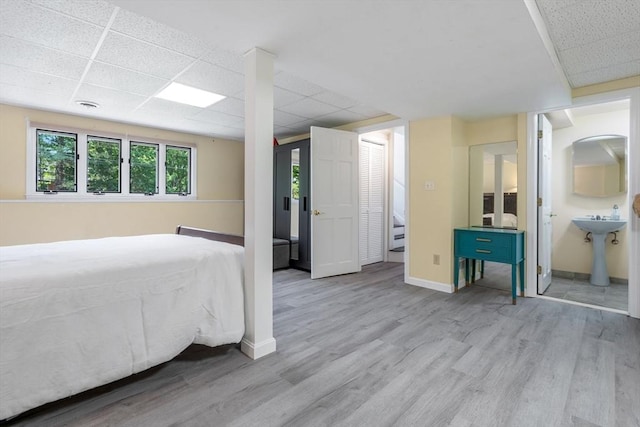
left=457, top=244, right=511, bottom=263
left=457, top=231, right=512, bottom=249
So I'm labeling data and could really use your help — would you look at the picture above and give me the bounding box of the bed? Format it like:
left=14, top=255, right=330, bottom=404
left=0, top=226, right=244, bottom=420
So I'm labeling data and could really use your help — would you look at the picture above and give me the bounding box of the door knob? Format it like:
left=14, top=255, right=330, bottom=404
left=312, top=209, right=323, bottom=216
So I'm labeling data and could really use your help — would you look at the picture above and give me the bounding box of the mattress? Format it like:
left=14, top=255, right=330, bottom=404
left=0, top=234, right=244, bottom=419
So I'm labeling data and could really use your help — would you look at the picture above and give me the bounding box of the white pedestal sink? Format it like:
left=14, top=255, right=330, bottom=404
left=572, top=217, right=626, bottom=286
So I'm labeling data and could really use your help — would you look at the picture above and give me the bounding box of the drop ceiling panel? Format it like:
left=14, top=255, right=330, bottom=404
left=0, top=83, right=70, bottom=110
left=137, top=97, right=203, bottom=119
left=110, top=8, right=209, bottom=58
left=96, top=32, right=195, bottom=79
left=0, top=36, right=88, bottom=79
left=569, top=61, right=640, bottom=88
left=84, top=62, right=168, bottom=96
left=190, top=108, right=244, bottom=129
left=30, top=0, right=116, bottom=26
left=207, top=96, right=244, bottom=117
left=174, top=60, right=244, bottom=97
left=274, top=109, right=306, bottom=127
left=559, top=31, right=640, bottom=75
left=347, top=104, right=388, bottom=118
left=278, top=97, right=341, bottom=119
left=200, top=47, right=245, bottom=74
left=316, top=109, right=367, bottom=125
left=274, top=73, right=325, bottom=97
left=0, top=0, right=103, bottom=57
left=0, top=63, right=77, bottom=96
left=311, top=91, right=358, bottom=109
left=74, top=84, right=147, bottom=113
left=273, top=87, right=305, bottom=108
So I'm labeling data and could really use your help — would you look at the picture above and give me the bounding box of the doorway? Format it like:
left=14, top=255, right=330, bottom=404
left=533, top=97, right=635, bottom=313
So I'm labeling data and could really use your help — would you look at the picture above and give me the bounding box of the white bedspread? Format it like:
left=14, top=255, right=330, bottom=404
left=0, top=234, right=244, bottom=420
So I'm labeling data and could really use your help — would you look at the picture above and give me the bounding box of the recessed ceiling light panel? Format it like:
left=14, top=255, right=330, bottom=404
left=155, top=82, right=225, bottom=108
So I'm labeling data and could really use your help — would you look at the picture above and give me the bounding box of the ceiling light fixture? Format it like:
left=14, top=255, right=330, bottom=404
left=155, top=82, right=225, bottom=108
left=76, top=100, right=100, bottom=109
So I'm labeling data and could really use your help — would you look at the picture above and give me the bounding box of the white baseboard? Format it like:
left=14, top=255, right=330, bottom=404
left=406, top=276, right=466, bottom=293
left=240, top=337, right=276, bottom=360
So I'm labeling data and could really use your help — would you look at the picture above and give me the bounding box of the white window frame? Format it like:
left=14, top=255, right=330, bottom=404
left=26, top=122, right=197, bottom=201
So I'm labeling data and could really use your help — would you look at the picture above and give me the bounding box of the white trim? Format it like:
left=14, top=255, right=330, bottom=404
left=526, top=87, right=640, bottom=318
left=405, top=276, right=459, bottom=293
left=536, top=295, right=628, bottom=316
left=240, top=337, right=277, bottom=360
left=1, top=198, right=242, bottom=204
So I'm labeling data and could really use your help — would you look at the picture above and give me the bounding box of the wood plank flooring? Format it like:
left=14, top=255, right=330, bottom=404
left=4, top=262, right=639, bottom=427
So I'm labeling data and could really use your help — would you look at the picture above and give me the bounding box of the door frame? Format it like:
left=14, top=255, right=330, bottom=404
left=353, top=119, right=410, bottom=280
left=526, top=86, right=640, bottom=318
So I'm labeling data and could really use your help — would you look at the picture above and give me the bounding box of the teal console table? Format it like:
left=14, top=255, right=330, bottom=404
left=453, top=227, right=525, bottom=304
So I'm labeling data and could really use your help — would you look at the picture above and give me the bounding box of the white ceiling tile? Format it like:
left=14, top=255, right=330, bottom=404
left=174, top=60, right=244, bottom=96
left=559, top=31, right=640, bottom=75
left=274, top=87, right=305, bottom=108
left=29, top=0, right=116, bottom=26
left=200, top=47, right=245, bottom=73
left=85, top=62, right=168, bottom=96
left=278, top=97, right=341, bottom=119
left=207, top=96, right=244, bottom=117
left=0, top=83, right=66, bottom=109
left=190, top=108, right=244, bottom=128
left=568, top=60, right=640, bottom=88
left=96, top=32, right=195, bottom=79
left=274, top=72, right=325, bottom=96
left=0, top=63, right=76, bottom=96
left=316, top=109, right=368, bottom=126
left=347, top=105, right=387, bottom=119
left=538, top=0, right=640, bottom=51
left=274, top=126, right=302, bottom=139
left=137, top=97, right=203, bottom=118
left=0, top=36, right=88, bottom=79
left=347, top=104, right=388, bottom=118
left=74, top=83, right=147, bottom=113
left=110, top=8, right=209, bottom=58
left=0, top=0, right=103, bottom=57
left=311, top=91, right=357, bottom=109
left=274, top=109, right=306, bottom=127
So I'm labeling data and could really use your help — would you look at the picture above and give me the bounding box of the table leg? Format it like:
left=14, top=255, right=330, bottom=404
left=519, top=260, right=525, bottom=297
left=480, top=260, right=485, bottom=278
left=471, top=259, right=476, bottom=283
left=511, top=263, right=517, bottom=305
left=465, top=258, right=470, bottom=286
left=454, top=256, right=459, bottom=293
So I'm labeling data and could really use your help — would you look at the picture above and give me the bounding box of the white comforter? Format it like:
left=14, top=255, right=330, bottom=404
left=0, top=234, right=244, bottom=420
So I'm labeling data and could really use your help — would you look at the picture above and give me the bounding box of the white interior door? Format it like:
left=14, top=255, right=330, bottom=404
left=359, top=140, right=385, bottom=266
left=538, top=114, right=553, bottom=293
left=311, top=126, right=361, bottom=279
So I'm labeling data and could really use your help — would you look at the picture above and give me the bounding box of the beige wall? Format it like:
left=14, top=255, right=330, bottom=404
left=0, top=104, right=244, bottom=245
left=551, top=108, right=629, bottom=279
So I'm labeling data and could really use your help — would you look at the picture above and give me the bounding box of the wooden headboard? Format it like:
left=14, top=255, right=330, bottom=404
left=176, top=225, right=244, bottom=247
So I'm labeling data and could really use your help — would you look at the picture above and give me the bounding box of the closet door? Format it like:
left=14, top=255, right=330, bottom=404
left=359, top=141, right=385, bottom=265
left=295, top=142, right=311, bottom=270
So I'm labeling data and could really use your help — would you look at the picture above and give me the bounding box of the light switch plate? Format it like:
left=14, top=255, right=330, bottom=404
left=424, top=181, right=435, bottom=191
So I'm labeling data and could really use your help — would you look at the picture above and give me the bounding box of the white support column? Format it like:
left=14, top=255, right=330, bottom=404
left=494, top=154, right=504, bottom=227
left=241, top=47, right=276, bottom=359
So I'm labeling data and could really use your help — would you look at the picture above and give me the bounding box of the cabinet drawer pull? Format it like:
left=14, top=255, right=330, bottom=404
left=476, top=238, right=491, bottom=242
left=476, top=249, right=492, bottom=254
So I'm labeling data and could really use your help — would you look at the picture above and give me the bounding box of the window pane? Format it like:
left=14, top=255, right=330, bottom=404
left=130, top=142, right=158, bottom=194
left=87, top=136, right=121, bottom=193
left=166, top=146, right=190, bottom=194
left=36, top=129, right=77, bottom=192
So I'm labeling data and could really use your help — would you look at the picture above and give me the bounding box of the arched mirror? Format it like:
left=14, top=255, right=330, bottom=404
left=572, top=134, right=627, bottom=197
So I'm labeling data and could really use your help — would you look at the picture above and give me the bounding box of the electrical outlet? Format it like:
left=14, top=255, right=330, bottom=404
left=424, top=181, right=435, bottom=191
left=433, top=254, right=440, bottom=265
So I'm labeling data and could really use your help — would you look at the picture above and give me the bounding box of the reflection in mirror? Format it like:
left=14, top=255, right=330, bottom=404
left=572, top=135, right=627, bottom=197
left=290, top=148, right=300, bottom=260
left=469, top=141, right=517, bottom=229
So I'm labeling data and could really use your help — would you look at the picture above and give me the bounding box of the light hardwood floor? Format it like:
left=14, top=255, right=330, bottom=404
left=5, top=263, right=640, bottom=426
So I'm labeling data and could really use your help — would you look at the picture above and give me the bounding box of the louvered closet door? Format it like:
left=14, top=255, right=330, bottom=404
left=359, top=141, right=385, bottom=265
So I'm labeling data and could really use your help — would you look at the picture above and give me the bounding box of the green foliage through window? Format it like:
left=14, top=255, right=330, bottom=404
left=130, top=142, right=158, bottom=194
left=87, top=137, right=121, bottom=193
left=166, top=146, right=190, bottom=194
left=36, top=129, right=77, bottom=192
left=291, top=164, right=300, bottom=200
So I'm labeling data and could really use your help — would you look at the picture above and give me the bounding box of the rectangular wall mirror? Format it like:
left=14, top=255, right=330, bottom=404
left=469, top=141, right=518, bottom=229
left=572, top=134, right=627, bottom=197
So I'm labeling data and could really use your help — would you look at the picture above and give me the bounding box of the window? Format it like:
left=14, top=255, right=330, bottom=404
left=28, top=124, right=196, bottom=199
left=166, top=146, right=191, bottom=194
left=87, top=136, right=121, bottom=193
left=36, top=129, right=77, bottom=192
left=130, top=142, right=158, bottom=194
